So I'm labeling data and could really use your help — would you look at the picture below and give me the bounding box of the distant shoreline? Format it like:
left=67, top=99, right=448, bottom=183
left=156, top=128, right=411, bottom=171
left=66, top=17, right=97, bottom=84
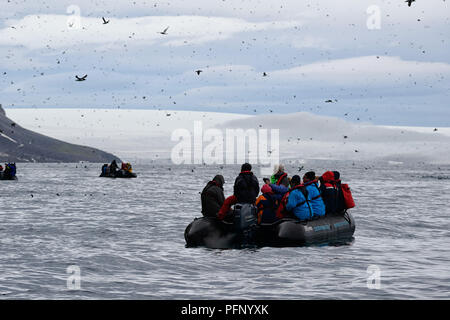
left=6, top=108, right=450, bottom=164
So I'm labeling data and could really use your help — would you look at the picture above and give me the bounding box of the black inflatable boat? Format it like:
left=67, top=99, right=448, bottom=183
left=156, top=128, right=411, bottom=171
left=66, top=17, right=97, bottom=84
left=100, top=170, right=137, bottom=178
left=185, top=206, right=355, bottom=249
left=0, top=172, right=17, bottom=180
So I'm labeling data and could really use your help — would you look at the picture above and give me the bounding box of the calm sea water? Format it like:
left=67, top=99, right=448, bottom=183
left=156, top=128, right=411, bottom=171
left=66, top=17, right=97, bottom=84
left=0, top=161, right=449, bottom=299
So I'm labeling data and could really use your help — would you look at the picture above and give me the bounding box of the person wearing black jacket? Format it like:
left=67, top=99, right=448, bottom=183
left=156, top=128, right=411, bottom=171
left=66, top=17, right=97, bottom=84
left=201, top=175, right=225, bottom=218
left=319, top=171, right=345, bottom=214
left=110, top=160, right=119, bottom=175
left=233, top=163, right=259, bottom=204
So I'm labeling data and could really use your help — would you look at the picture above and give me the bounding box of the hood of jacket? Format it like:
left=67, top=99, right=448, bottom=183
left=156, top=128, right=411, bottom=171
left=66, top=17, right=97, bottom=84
left=212, top=175, right=225, bottom=188
left=321, top=171, right=335, bottom=183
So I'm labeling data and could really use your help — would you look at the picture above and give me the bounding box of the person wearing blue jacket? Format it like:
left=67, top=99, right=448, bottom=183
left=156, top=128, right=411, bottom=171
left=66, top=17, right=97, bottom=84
left=285, top=175, right=314, bottom=221
left=302, top=171, right=326, bottom=217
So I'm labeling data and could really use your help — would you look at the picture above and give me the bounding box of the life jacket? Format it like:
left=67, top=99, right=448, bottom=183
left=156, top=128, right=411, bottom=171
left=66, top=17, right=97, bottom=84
left=276, top=172, right=288, bottom=186
left=126, top=163, right=132, bottom=173
left=276, top=184, right=311, bottom=219
left=304, top=180, right=322, bottom=200
left=256, top=193, right=279, bottom=224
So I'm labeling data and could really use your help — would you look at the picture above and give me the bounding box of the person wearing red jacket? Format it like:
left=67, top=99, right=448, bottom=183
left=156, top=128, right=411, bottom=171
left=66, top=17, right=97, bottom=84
left=217, top=195, right=237, bottom=220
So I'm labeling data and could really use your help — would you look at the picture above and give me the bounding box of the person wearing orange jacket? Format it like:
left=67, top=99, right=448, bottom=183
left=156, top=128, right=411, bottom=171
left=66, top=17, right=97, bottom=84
left=255, top=184, right=287, bottom=224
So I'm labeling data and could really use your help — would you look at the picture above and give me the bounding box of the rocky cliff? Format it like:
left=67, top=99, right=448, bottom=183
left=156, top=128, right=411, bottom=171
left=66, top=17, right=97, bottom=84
left=0, top=105, right=120, bottom=163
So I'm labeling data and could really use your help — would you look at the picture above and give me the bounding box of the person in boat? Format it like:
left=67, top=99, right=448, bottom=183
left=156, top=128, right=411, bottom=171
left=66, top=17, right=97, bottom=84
left=109, top=160, right=119, bottom=175
left=101, top=164, right=109, bottom=175
left=255, top=183, right=288, bottom=224
left=270, top=164, right=289, bottom=188
left=0, top=164, right=3, bottom=172
left=285, top=175, right=314, bottom=221
left=233, top=163, right=259, bottom=204
left=201, top=175, right=225, bottom=218
left=5, top=163, right=16, bottom=178
left=217, top=163, right=259, bottom=220
left=217, top=195, right=237, bottom=220
left=302, top=171, right=326, bottom=218
left=121, top=162, right=133, bottom=173
left=319, top=171, right=345, bottom=215
left=0, top=163, right=15, bottom=179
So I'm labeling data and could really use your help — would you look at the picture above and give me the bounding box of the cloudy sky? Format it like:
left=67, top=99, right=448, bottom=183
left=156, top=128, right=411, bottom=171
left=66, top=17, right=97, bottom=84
left=1, top=0, right=449, bottom=126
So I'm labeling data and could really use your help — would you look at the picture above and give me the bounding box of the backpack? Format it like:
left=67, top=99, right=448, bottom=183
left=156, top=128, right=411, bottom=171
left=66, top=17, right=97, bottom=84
left=340, top=183, right=355, bottom=209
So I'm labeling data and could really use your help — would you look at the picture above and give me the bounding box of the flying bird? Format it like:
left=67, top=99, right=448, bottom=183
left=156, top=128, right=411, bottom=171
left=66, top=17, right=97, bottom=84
left=405, top=0, right=415, bottom=7
left=159, top=26, right=169, bottom=35
left=195, top=70, right=203, bottom=75
left=75, top=75, right=87, bottom=81
left=102, top=17, right=110, bottom=24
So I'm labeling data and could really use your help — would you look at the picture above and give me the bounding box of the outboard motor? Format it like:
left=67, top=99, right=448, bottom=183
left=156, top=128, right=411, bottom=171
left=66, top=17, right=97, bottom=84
left=232, top=203, right=257, bottom=246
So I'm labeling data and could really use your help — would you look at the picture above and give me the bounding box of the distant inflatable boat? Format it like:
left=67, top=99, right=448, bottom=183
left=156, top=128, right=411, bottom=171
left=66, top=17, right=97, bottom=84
left=99, top=170, right=137, bottom=179
left=0, top=172, right=17, bottom=180
left=185, top=210, right=355, bottom=249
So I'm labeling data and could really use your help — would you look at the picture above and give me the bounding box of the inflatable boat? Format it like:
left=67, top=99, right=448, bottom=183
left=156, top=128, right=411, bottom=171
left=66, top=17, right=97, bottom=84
left=100, top=170, right=137, bottom=178
left=185, top=206, right=355, bottom=248
left=0, top=172, right=17, bottom=180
